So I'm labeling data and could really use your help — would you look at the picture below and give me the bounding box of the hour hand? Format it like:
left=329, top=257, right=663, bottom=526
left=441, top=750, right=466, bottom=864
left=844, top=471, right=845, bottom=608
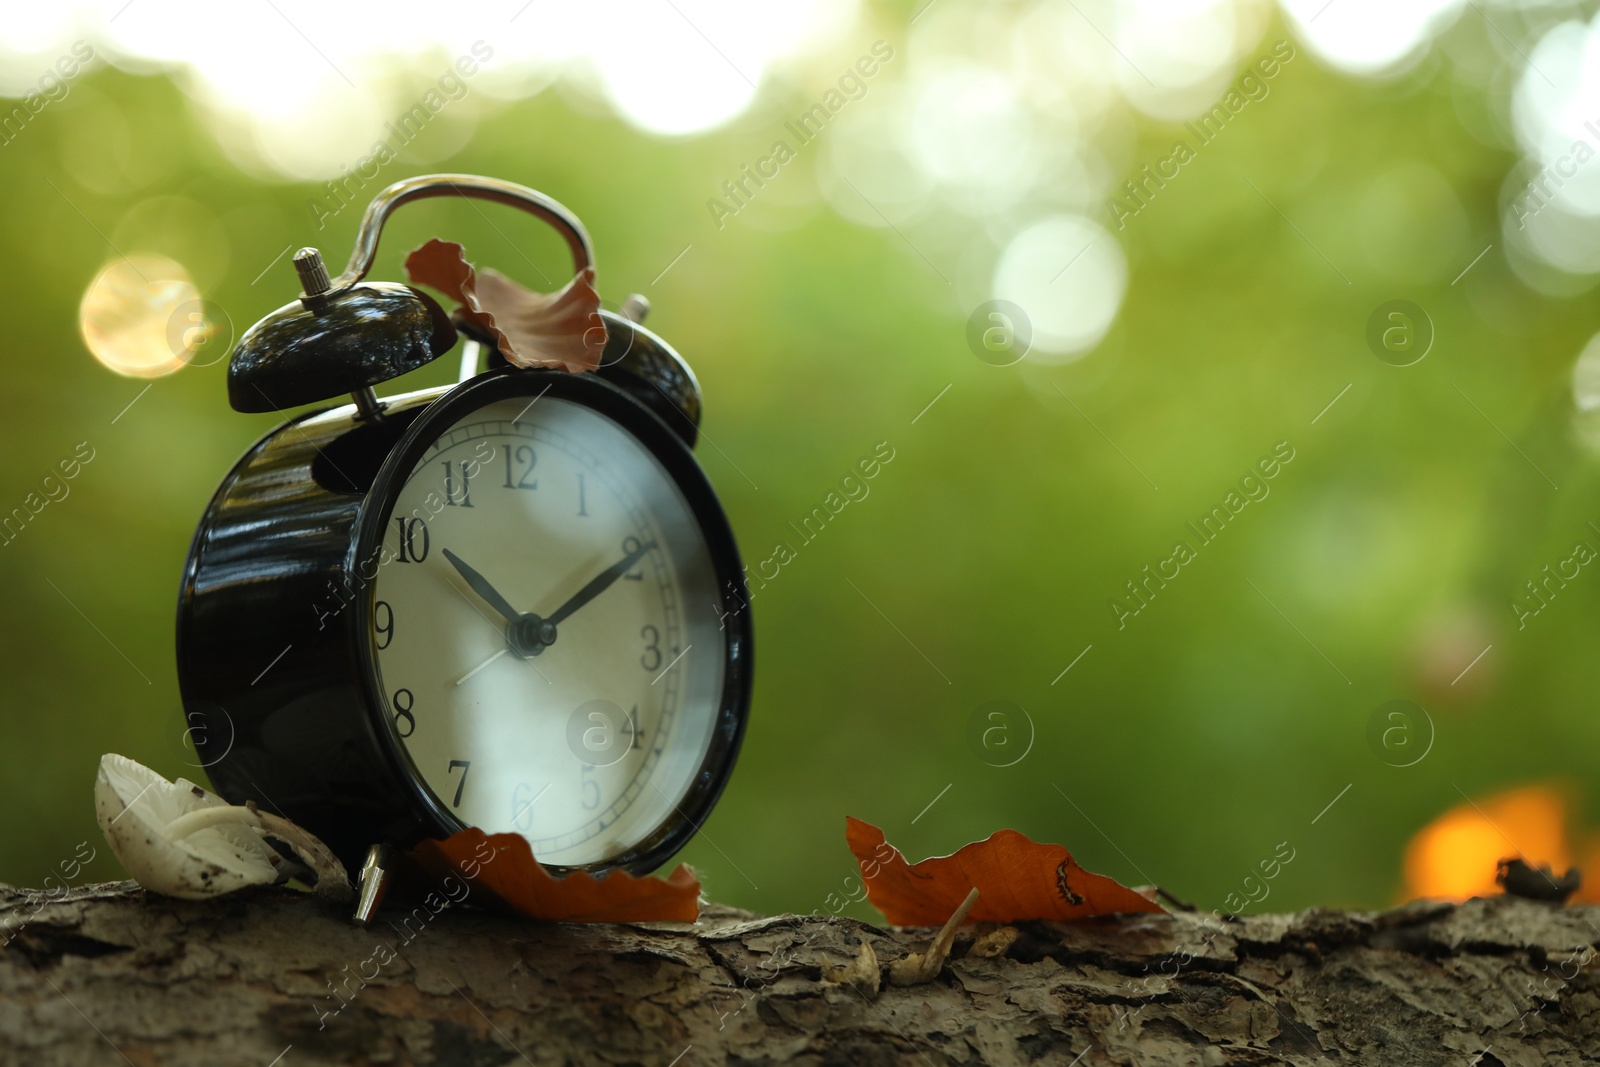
left=442, top=548, right=522, bottom=625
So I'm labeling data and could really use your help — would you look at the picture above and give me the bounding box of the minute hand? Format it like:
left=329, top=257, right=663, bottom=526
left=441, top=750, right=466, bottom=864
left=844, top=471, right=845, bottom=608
left=543, top=541, right=657, bottom=627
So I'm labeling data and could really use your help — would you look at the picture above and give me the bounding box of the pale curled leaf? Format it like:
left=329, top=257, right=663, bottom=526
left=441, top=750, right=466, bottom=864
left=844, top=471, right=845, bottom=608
left=403, top=238, right=606, bottom=373
left=94, top=754, right=350, bottom=901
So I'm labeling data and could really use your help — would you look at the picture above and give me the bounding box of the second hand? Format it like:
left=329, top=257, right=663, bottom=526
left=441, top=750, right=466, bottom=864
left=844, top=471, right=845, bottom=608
left=455, top=647, right=508, bottom=686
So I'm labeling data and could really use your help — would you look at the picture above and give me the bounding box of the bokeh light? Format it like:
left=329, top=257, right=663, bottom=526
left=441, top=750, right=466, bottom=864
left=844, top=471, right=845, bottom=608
left=908, top=63, right=1038, bottom=214
left=1504, top=7, right=1600, bottom=279
left=3, top=0, right=865, bottom=178
left=992, top=215, right=1126, bottom=360
left=1571, top=328, right=1600, bottom=453
left=78, top=254, right=201, bottom=378
left=1114, top=0, right=1242, bottom=121
left=1404, top=785, right=1571, bottom=902
left=1281, top=0, right=1463, bottom=76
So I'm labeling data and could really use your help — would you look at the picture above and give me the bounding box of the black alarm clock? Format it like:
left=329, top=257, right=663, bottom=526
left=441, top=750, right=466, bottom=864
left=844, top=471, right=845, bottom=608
left=176, top=174, right=752, bottom=920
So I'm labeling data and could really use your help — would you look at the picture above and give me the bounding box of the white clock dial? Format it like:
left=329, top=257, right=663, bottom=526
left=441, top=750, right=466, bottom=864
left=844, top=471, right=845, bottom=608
left=371, top=395, right=726, bottom=866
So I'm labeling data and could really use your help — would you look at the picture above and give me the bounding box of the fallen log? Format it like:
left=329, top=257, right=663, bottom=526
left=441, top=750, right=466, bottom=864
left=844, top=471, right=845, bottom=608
left=1, top=881, right=1595, bottom=1065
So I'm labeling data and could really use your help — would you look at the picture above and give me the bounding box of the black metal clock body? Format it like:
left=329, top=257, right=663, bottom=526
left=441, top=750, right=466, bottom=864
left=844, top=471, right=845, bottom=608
left=176, top=308, right=753, bottom=877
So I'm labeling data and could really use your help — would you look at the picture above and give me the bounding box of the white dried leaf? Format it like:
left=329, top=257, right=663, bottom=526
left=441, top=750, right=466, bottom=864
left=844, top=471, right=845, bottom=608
left=94, top=753, right=350, bottom=901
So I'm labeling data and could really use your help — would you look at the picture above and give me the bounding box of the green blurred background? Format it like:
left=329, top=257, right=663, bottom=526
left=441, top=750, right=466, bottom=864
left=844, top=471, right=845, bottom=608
left=3, top=0, right=1600, bottom=919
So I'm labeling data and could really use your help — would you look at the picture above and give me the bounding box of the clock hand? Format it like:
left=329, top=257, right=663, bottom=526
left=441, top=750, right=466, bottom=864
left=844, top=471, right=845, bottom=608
left=441, top=548, right=522, bottom=625
left=543, top=540, right=657, bottom=627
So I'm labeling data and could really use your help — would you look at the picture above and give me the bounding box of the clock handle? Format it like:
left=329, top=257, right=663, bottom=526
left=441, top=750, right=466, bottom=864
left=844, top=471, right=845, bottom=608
left=329, top=173, right=596, bottom=295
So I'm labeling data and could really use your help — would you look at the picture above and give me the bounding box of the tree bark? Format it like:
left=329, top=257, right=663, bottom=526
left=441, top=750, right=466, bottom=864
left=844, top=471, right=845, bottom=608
left=1, top=881, right=1596, bottom=1066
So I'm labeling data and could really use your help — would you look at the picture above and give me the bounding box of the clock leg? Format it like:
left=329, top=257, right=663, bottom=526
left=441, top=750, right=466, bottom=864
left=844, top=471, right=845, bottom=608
left=352, top=843, right=395, bottom=926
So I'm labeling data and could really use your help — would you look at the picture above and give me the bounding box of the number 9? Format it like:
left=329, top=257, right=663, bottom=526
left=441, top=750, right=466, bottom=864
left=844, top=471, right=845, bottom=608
left=374, top=600, right=394, bottom=650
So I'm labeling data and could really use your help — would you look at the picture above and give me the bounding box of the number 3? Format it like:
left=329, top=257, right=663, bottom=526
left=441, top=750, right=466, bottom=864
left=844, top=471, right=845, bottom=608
left=640, top=625, right=662, bottom=671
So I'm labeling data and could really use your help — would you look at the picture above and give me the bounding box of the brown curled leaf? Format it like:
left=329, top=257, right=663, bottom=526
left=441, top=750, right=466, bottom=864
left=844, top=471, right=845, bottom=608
left=409, top=827, right=700, bottom=923
left=475, top=266, right=606, bottom=373
left=846, top=816, right=1165, bottom=926
left=403, top=238, right=605, bottom=373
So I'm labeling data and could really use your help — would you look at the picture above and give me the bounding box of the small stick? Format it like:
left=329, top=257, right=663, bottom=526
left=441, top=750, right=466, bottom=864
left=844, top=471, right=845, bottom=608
left=889, top=887, right=980, bottom=985
left=1155, top=886, right=1195, bottom=912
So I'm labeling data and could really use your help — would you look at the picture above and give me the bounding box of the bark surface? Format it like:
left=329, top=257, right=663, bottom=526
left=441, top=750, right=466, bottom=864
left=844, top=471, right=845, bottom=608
left=1, top=881, right=1597, bottom=1066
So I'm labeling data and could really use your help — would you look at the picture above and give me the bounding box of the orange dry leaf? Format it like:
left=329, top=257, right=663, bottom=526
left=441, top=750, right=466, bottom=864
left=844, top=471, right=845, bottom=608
left=409, top=828, right=700, bottom=923
left=403, top=238, right=606, bottom=373
left=846, top=816, right=1165, bottom=926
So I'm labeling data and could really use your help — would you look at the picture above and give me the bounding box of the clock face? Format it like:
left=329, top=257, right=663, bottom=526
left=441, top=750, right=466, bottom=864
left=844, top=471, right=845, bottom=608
left=369, top=391, right=729, bottom=867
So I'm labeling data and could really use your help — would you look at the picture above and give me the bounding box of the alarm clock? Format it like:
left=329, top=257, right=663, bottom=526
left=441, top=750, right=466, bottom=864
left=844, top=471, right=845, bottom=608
left=176, top=175, right=752, bottom=920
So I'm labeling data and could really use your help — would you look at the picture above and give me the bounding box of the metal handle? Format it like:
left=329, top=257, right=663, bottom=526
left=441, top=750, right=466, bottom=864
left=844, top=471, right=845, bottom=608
left=329, top=173, right=595, bottom=293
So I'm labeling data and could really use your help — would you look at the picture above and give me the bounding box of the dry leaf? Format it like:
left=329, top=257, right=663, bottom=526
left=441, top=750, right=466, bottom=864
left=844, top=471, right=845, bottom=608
left=846, top=816, right=1165, bottom=926
left=968, top=925, right=1019, bottom=958
left=408, top=827, right=700, bottom=923
left=403, top=238, right=605, bottom=373
left=821, top=940, right=881, bottom=998
left=475, top=266, right=605, bottom=372
left=1497, top=857, right=1581, bottom=903
left=95, top=753, right=349, bottom=901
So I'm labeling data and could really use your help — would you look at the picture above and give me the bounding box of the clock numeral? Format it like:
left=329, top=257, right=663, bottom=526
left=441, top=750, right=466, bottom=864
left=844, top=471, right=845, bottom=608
left=629, top=704, right=643, bottom=750
left=580, top=765, right=601, bottom=811
left=391, top=688, right=415, bottom=737
left=621, top=536, right=646, bottom=581
left=640, top=625, right=662, bottom=672
left=502, top=444, right=538, bottom=490
left=374, top=600, right=394, bottom=650
left=447, top=759, right=471, bottom=807
left=441, top=460, right=475, bottom=507
left=511, top=781, right=538, bottom=831
left=394, top=517, right=430, bottom=563
left=577, top=472, right=589, bottom=517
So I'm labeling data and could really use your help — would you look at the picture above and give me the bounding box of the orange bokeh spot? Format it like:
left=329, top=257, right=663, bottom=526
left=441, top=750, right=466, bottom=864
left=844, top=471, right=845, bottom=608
left=1403, top=786, right=1575, bottom=903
